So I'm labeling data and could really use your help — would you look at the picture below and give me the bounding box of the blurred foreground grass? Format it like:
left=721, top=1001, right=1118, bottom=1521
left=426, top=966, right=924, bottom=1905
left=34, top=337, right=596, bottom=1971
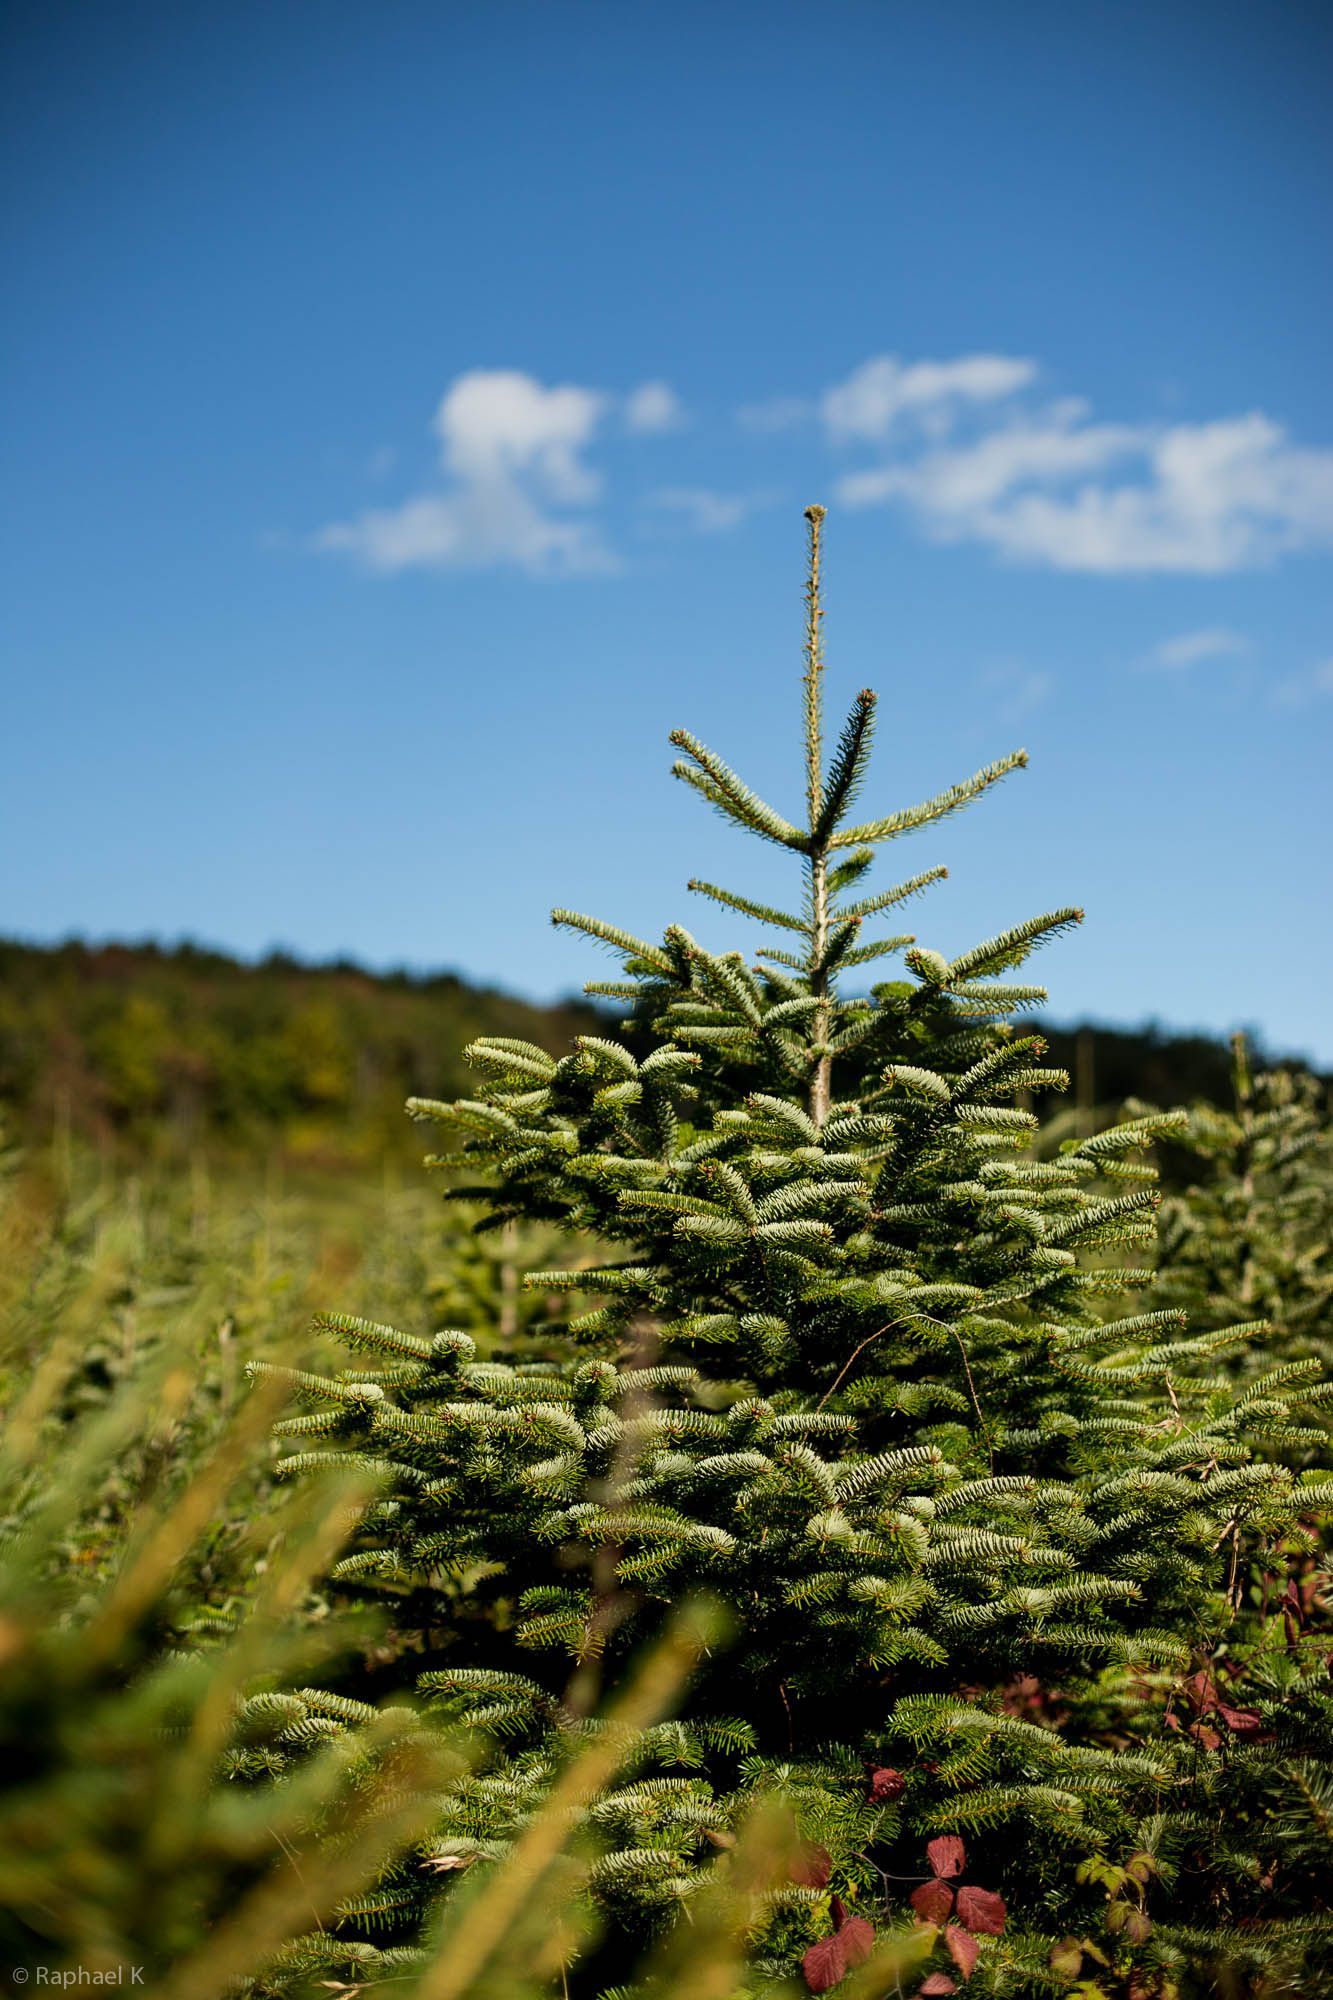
left=0, top=1135, right=927, bottom=1998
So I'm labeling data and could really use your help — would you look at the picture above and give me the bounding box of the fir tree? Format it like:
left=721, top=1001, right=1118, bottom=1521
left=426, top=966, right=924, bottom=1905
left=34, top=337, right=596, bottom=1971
left=1150, top=1034, right=1332, bottom=1382
left=257, top=510, right=1332, bottom=1997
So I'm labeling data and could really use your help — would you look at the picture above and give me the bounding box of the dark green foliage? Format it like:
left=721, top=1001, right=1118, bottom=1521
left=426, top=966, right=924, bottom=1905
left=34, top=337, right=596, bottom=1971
left=1151, top=1035, right=1332, bottom=1377
left=0, top=938, right=602, bottom=1164
left=269, top=513, right=1333, bottom=1995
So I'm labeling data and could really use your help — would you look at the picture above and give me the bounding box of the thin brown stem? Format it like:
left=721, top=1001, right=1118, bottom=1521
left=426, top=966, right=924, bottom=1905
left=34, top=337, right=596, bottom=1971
left=816, top=1318, right=898, bottom=1410
left=803, top=504, right=833, bottom=1128
left=803, top=504, right=826, bottom=834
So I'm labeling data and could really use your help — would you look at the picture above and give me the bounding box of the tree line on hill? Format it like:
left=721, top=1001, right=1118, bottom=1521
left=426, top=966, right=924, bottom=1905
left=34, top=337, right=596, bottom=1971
left=0, top=936, right=1317, bottom=1172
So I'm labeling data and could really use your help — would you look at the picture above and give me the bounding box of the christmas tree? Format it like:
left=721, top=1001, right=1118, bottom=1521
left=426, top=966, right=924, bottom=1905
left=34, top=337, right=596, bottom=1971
left=1152, top=1034, right=1331, bottom=1387
left=254, top=510, right=1332, bottom=1997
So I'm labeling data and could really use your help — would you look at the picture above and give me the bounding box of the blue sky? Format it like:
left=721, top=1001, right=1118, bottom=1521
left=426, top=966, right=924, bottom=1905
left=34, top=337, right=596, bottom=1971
left=4, top=0, right=1331, bottom=1059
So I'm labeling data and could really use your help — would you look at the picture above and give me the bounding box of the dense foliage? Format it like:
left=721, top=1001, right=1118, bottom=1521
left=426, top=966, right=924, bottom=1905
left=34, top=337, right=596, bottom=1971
left=1151, top=1035, right=1332, bottom=1383
left=2, top=936, right=1312, bottom=1170
left=256, top=512, right=1333, bottom=1997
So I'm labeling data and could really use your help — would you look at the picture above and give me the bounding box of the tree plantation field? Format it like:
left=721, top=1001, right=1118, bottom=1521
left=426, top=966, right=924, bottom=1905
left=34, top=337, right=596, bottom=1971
left=2, top=517, right=1331, bottom=2000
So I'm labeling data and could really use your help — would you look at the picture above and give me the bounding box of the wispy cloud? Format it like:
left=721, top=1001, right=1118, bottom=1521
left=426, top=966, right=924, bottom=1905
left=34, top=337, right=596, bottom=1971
left=317, top=369, right=682, bottom=575
left=625, top=381, right=684, bottom=434
left=736, top=395, right=810, bottom=434
left=646, top=486, right=774, bottom=534
left=1148, top=627, right=1250, bottom=670
left=822, top=353, right=1037, bottom=442
left=313, top=353, right=1333, bottom=583
left=1271, top=657, right=1333, bottom=709
left=830, top=363, right=1333, bottom=575
left=977, top=662, right=1054, bottom=723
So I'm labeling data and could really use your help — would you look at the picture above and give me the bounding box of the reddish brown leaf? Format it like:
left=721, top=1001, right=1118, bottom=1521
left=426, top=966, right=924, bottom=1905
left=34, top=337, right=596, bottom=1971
left=917, top=1978, right=957, bottom=1997
left=802, top=1916, right=876, bottom=1993
left=945, top=1924, right=981, bottom=1978
left=1184, top=1669, right=1218, bottom=1713
left=910, top=1878, right=956, bottom=1925
left=792, top=1842, right=833, bottom=1888
left=838, top=1915, right=876, bottom=1968
left=926, top=1834, right=966, bottom=1879
left=803, top=1935, right=848, bottom=1995
left=869, top=1765, right=907, bottom=1803
left=955, top=1883, right=1005, bottom=1935
left=1217, top=1702, right=1265, bottom=1735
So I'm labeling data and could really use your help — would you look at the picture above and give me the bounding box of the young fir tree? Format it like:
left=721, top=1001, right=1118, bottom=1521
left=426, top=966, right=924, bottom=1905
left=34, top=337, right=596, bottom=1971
left=1150, top=1034, right=1332, bottom=1383
left=253, top=511, right=1332, bottom=1998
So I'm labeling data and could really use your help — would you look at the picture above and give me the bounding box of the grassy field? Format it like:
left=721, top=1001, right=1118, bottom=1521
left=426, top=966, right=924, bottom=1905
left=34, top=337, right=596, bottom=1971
left=2, top=940, right=1329, bottom=1998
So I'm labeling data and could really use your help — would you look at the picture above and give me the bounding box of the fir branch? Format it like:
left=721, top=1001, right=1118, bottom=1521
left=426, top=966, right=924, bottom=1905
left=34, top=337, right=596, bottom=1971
left=831, top=750, right=1029, bottom=848
left=687, top=878, right=809, bottom=932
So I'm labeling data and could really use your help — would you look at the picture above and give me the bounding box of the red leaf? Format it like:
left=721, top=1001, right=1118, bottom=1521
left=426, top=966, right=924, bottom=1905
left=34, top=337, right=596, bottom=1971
left=802, top=1916, right=876, bottom=1993
left=792, top=1843, right=833, bottom=1888
left=910, top=1878, right=956, bottom=1925
left=955, top=1885, right=1006, bottom=1936
left=838, top=1915, right=876, bottom=1967
left=926, top=1835, right=966, bottom=1879
left=1217, top=1702, right=1265, bottom=1735
left=945, top=1925, right=980, bottom=1978
left=1184, top=1670, right=1218, bottom=1714
left=917, top=1978, right=957, bottom=1997
left=869, top=1765, right=906, bottom=1803
left=802, top=1936, right=848, bottom=1995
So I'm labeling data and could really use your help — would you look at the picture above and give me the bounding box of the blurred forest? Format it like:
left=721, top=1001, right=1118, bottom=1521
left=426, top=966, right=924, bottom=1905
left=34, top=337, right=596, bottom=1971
left=0, top=938, right=602, bottom=1168
left=2, top=935, right=1316, bottom=1174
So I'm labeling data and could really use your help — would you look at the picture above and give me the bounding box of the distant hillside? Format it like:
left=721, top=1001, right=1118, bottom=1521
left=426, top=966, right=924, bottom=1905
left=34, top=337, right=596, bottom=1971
left=0, top=938, right=602, bottom=1166
left=0, top=935, right=1314, bottom=1168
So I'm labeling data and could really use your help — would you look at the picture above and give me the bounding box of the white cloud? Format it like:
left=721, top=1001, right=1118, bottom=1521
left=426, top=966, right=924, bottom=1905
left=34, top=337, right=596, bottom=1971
left=647, top=487, right=772, bottom=534
left=836, top=391, right=1333, bottom=575
left=822, top=353, right=1037, bottom=442
left=1149, top=627, right=1249, bottom=670
left=313, top=352, right=1333, bottom=584
left=316, top=489, right=613, bottom=575
left=317, top=369, right=614, bottom=575
left=434, top=370, right=605, bottom=502
left=840, top=402, right=1138, bottom=512
left=625, top=381, right=683, bottom=433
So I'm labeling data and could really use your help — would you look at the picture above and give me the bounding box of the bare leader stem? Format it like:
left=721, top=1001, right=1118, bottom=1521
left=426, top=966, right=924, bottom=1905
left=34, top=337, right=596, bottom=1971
left=803, top=504, right=832, bottom=1129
